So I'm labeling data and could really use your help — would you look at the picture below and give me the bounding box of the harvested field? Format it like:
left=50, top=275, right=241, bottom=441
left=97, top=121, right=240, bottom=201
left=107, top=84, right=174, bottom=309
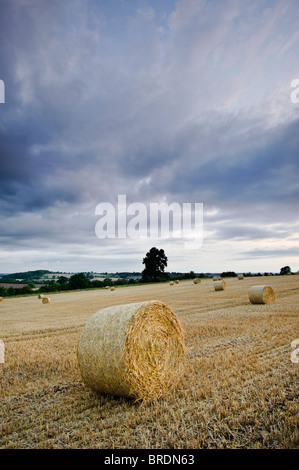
left=0, top=275, right=298, bottom=449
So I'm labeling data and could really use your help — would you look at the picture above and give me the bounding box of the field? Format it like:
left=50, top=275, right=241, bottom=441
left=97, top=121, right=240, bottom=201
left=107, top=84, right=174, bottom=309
left=0, top=276, right=298, bottom=449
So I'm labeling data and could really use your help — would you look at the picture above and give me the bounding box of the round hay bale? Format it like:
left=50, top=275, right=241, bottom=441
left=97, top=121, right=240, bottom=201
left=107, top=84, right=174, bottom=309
left=193, top=278, right=201, bottom=284
left=105, top=286, right=111, bottom=290
left=0, top=297, right=3, bottom=301
left=238, top=274, right=244, bottom=280
left=174, top=280, right=180, bottom=284
left=38, top=294, right=45, bottom=299
left=214, top=280, right=226, bottom=291
left=213, top=276, right=218, bottom=281
left=249, top=285, right=275, bottom=304
left=42, top=297, right=50, bottom=304
left=110, top=286, right=115, bottom=291
left=169, top=281, right=174, bottom=285
left=77, top=300, right=186, bottom=402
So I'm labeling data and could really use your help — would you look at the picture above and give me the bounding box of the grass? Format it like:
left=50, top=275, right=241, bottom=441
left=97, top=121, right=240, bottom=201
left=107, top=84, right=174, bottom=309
left=0, top=275, right=298, bottom=448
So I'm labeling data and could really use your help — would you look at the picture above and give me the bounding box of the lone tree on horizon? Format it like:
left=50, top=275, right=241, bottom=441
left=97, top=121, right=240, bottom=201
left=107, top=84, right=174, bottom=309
left=280, top=266, right=291, bottom=275
left=142, top=247, right=168, bottom=282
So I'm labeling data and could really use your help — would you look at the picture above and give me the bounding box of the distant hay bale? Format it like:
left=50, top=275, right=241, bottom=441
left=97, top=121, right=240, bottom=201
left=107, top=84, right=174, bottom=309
left=38, top=294, right=45, bottom=299
left=42, top=297, right=50, bottom=304
left=169, top=281, right=174, bottom=285
left=214, top=280, right=226, bottom=291
left=193, top=278, right=201, bottom=284
left=105, top=286, right=111, bottom=290
left=213, top=276, right=218, bottom=281
left=110, top=286, right=115, bottom=291
left=77, top=300, right=186, bottom=402
left=238, top=274, right=244, bottom=280
left=0, top=297, right=3, bottom=301
left=174, top=280, right=180, bottom=284
left=249, top=285, right=275, bottom=305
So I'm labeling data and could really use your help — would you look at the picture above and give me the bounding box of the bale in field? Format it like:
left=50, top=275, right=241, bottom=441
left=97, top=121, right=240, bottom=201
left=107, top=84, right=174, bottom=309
left=174, top=280, right=180, bottom=284
left=42, top=297, right=50, bottom=304
left=111, top=286, right=115, bottom=291
left=77, top=300, right=186, bottom=402
left=105, top=286, right=111, bottom=290
left=38, top=294, right=45, bottom=299
left=214, top=280, right=226, bottom=291
left=0, top=297, right=3, bottom=301
left=169, top=281, right=174, bottom=285
left=249, top=286, right=275, bottom=304
left=193, top=278, right=201, bottom=284
left=213, top=276, right=218, bottom=281
left=238, top=274, right=244, bottom=280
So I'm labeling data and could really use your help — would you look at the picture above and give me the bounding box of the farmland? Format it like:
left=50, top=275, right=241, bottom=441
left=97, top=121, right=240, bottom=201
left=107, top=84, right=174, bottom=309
left=0, top=275, right=298, bottom=449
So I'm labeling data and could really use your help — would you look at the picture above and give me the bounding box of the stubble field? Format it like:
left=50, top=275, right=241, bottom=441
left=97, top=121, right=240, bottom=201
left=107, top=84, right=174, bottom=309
left=0, top=275, right=298, bottom=449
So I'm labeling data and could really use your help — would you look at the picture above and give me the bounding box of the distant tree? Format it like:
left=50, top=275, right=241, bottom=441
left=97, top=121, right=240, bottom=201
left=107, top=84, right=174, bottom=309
left=142, top=247, right=168, bottom=282
left=0, top=286, right=7, bottom=297
left=220, top=271, right=237, bottom=278
left=280, top=266, right=291, bottom=275
left=69, top=273, right=90, bottom=290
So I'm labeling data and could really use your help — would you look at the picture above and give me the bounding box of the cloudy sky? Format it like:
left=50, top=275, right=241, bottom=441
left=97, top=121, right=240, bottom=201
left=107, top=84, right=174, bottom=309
left=0, top=0, right=299, bottom=274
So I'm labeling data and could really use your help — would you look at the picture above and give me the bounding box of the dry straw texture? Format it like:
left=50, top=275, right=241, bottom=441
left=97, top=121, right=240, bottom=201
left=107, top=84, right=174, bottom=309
left=249, top=285, right=275, bottom=304
left=77, top=300, right=186, bottom=402
left=0, top=297, right=3, bottom=301
left=38, top=294, right=45, bottom=299
left=214, top=280, right=226, bottom=291
left=193, top=278, right=201, bottom=284
left=238, top=274, right=244, bottom=280
left=42, top=297, right=50, bottom=304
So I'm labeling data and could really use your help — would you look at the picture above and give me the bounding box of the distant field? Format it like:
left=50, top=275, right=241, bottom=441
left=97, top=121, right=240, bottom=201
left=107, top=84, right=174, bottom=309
left=0, top=276, right=298, bottom=449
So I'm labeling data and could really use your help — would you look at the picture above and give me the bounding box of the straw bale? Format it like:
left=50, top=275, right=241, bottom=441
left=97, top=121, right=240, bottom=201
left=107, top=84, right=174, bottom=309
left=0, top=297, right=3, bottom=301
left=249, top=285, right=275, bottom=304
left=38, top=294, right=45, bottom=299
left=193, top=278, right=201, bottom=284
left=174, top=280, right=180, bottom=284
left=169, top=281, right=174, bottom=285
left=77, top=300, right=186, bottom=402
left=111, top=286, right=115, bottom=291
left=238, top=274, right=244, bottom=280
left=42, top=297, right=50, bottom=304
left=214, top=280, right=226, bottom=291
left=105, top=286, right=111, bottom=290
left=213, top=276, right=218, bottom=281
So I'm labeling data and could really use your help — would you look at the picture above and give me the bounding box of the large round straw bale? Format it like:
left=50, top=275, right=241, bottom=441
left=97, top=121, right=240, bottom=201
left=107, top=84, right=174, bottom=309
left=42, top=297, right=50, bottom=304
left=193, top=278, right=201, bottom=284
left=110, top=286, right=115, bottom=291
left=238, top=274, right=244, bottom=280
left=38, top=294, right=45, bottom=299
left=77, top=300, right=186, bottom=402
left=214, top=280, right=226, bottom=291
left=105, top=286, right=111, bottom=290
left=213, top=276, right=218, bottom=281
left=0, top=297, right=3, bottom=301
left=169, top=281, right=174, bottom=285
left=174, top=280, right=180, bottom=284
left=249, top=285, right=275, bottom=304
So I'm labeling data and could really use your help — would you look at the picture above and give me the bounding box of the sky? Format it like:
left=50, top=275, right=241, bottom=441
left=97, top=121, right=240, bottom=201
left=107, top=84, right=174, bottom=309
left=0, top=0, right=299, bottom=274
